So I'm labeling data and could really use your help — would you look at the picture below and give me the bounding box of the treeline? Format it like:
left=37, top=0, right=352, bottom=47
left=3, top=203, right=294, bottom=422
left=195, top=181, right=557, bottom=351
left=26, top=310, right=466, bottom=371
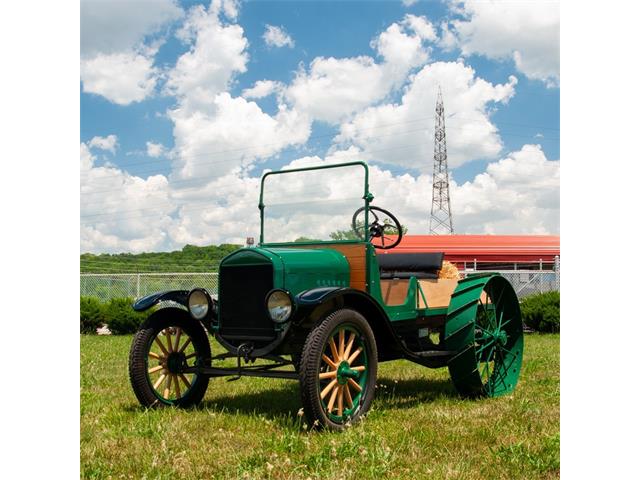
left=80, top=243, right=242, bottom=273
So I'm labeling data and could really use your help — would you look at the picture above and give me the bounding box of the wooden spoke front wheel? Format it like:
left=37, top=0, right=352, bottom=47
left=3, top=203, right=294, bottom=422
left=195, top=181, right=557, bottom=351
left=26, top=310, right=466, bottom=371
left=146, top=326, right=197, bottom=402
left=129, top=308, right=211, bottom=408
left=300, top=309, right=377, bottom=430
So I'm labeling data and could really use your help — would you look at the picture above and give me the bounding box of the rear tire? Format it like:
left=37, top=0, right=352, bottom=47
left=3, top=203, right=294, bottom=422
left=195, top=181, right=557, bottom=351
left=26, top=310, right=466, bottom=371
left=299, top=309, right=377, bottom=431
left=129, top=308, right=211, bottom=408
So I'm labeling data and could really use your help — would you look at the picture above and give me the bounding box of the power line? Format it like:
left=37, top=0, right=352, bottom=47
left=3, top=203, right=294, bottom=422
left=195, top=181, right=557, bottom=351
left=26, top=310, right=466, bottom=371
left=80, top=127, right=558, bottom=204
left=80, top=116, right=559, bottom=185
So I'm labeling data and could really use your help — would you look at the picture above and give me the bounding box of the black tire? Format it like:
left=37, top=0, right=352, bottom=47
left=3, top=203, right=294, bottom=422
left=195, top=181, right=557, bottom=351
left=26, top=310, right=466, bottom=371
left=129, top=308, right=211, bottom=408
left=299, top=308, right=378, bottom=431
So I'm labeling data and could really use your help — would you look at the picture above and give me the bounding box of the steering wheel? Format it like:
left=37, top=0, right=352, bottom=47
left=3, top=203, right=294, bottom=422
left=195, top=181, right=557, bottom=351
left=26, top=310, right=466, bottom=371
left=351, top=206, right=403, bottom=250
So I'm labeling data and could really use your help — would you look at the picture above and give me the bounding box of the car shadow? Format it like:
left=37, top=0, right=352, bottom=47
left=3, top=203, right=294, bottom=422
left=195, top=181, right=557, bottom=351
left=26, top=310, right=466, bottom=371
left=199, top=383, right=302, bottom=420
left=123, top=376, right=462, bottom=426
left=374, top=376, right=460, bottom=409
left=197, top=376, right=460, bottom=423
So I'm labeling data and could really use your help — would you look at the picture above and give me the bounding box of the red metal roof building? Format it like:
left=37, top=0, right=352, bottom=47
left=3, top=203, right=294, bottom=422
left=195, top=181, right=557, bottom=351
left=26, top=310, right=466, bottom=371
left=379, top=235, right=560, bottom=270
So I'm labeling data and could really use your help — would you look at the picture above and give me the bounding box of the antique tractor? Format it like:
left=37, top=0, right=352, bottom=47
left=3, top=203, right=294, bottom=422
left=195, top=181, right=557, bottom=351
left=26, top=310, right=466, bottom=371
left=128, top=161, right=523, bottom=430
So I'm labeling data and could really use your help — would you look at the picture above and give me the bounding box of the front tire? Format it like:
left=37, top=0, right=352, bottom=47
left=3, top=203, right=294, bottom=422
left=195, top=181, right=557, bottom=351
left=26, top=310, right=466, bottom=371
left=129, top=308, right=211, bottom=408
left=299, top=309, right=378, bottom=430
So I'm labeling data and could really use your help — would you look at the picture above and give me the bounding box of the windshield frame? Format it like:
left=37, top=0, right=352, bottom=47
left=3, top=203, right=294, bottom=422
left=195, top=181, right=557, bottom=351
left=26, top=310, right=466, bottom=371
left=258, top=161, right=372, bottom=246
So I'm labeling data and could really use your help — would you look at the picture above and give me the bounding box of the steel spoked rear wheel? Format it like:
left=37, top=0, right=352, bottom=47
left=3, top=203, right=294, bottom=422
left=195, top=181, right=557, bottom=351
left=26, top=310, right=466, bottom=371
left=445, top=274, right=523, bottom=398
left=129, top=308, right=211, bottom=408
left=300, top=309, right=377, bottom=430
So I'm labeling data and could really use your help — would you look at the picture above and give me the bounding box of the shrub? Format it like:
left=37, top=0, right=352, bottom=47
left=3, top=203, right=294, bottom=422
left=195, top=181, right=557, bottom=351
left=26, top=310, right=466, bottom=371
left=521, top=291, right=560, bottom=333
left=80, top=296, right=105, bottom=334
left=104, top=298, right=151, bottom=335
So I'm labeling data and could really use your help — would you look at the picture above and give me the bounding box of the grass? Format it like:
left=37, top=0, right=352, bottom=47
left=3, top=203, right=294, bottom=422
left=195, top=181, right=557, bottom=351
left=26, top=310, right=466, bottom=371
left=81, top=333, right=559, bottom=479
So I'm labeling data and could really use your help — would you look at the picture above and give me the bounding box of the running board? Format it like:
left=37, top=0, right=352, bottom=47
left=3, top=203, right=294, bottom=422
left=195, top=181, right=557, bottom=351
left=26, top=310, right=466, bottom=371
left=413, top=350, right=457, bottom=358
left=404, top=349, right=457, bottom=368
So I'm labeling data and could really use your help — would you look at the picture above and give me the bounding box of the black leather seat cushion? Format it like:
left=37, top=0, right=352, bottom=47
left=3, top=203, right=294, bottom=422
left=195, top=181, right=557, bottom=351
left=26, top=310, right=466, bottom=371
left=377, top=252, right=444, bottom=279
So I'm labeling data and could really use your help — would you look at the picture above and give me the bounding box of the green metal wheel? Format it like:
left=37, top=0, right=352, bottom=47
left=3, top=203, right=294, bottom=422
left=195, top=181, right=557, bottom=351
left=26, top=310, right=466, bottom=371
left=444, top=273, right=524, bottom=398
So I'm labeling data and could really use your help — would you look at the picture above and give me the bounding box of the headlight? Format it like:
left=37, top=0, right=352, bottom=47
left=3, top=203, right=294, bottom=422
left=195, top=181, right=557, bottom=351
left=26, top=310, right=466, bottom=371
left=188, top=288, right=210, bottom=320
left=266, top=290, right=293, bottom=323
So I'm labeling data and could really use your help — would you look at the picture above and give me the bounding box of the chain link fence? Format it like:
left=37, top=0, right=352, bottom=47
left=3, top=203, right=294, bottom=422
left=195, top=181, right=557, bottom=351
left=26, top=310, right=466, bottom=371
left=82, top=266, right=558, bottom=303
left=80, top=273, right=219, bottom=302
left=461, top=270, right=558, bottom=298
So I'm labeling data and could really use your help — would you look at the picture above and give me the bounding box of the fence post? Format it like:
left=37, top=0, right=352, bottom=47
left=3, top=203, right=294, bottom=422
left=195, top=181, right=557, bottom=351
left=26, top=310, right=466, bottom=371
left=136, top=274, right=141, bottom=298
left=539, top=258, right=543, bottom=293
left=554, top=255, right=560, bottom=291
left=473, top=258, right=477, bottom=271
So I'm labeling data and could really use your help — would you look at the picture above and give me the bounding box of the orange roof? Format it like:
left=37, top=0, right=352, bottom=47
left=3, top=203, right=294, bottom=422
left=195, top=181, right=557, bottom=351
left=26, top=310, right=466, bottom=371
left=379, top=235, right=560, bottom=264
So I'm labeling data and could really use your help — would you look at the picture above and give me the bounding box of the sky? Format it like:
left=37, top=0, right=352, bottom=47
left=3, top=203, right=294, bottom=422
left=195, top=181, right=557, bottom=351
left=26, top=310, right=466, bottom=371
left=80, top=0, right=560, bottom=253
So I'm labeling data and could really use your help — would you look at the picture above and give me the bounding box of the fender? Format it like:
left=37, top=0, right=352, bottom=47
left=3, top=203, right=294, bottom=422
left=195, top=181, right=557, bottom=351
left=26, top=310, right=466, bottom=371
left=294, top=286, right=391, bottom=327
left=132, top=290, right=190, bottom=312
left=293, top=287, right=403, bottom=357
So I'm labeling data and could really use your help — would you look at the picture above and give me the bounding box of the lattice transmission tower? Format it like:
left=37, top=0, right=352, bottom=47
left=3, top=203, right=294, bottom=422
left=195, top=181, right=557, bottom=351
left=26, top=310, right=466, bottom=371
left=429, top=87, right=454, bottom=234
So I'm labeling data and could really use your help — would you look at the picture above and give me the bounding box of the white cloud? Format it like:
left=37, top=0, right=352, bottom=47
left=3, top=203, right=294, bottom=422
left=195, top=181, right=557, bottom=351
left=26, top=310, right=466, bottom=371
left=80, top=0, right=183, bottom=56
left=335, top=61, right=517, bottom=170
left=448, top=0, right=559, bottom=86
left=146, top=141, right=166, bottom=158
left=166, top=4, right=310, bottom=184
left=438, top=21, right=458, bottom=51
left=242, top=80, right=284, bottom=99
left=175, top=143, right=558, bottom=247
left=452, top=144, right=559, bottom=234
left=217, top=0, right=240, bottom=20
left=81, top=52, right=158, bottom=105
left=80, top=9, right=558, bottom=252
left=80, top=0, right=184, bottom=105
left=166, top=3, right=249, bottom=112
left=285, top=19, right=431, bottom=124
left=81, top=141, right=558, bottom=252
left=167, top=173, right=262, bottom=246
left=263, top=25, right=295, bottom=48
left=169, top=93, right=311, bottom=181
left=88, top=135, right=118, bottom=154
left=402, top=0, right=419, bottom=6
left=402, top=14, right=437, bottom=42
left=80, top=143, right=174, bottom=253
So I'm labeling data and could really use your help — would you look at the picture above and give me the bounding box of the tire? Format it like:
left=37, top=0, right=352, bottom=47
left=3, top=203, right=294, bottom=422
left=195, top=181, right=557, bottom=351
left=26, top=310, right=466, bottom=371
left=299, top=308, right=378, bottom=431
left=129, top=308, right=211, bottom=408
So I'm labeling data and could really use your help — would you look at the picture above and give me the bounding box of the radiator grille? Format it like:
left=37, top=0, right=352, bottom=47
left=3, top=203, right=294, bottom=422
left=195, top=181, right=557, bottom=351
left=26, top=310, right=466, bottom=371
left=218, top=264, right=275, bottom=340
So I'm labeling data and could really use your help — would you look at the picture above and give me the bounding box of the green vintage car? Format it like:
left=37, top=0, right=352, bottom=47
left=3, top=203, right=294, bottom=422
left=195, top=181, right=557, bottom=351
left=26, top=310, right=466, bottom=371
left=128, top=162, right=523, bottom=430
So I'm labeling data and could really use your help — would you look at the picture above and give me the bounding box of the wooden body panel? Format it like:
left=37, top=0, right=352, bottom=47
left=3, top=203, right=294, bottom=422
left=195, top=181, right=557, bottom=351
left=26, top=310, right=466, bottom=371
left=380, top=279, right=410, bottom=306
left=417, top=279, right=458, bottom=309
left=288, top=243, right=367, bottom=291
left=380, top=278, right=460, bottom=309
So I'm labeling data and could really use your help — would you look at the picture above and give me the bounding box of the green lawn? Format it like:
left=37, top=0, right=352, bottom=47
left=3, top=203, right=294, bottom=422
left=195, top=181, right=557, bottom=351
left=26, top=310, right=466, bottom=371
left=81, top=334, right=559, bottom=479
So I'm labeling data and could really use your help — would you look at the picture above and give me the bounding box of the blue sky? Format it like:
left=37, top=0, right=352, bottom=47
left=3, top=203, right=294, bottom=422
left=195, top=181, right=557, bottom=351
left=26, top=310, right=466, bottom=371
left=80, top=0, right=560, bottom=253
